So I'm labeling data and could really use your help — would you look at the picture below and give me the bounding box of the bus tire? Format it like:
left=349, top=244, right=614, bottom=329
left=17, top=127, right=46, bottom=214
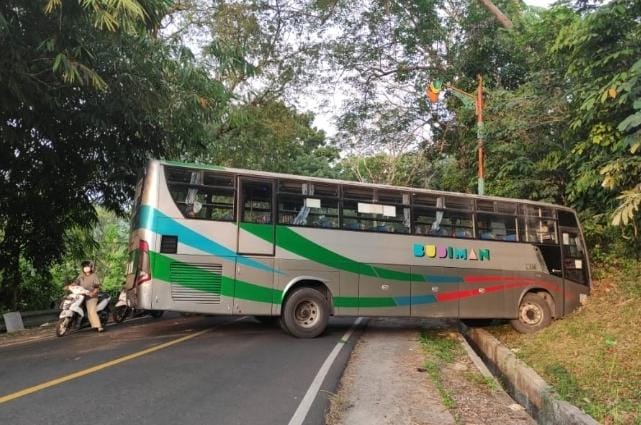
left=511, top=293, right=552, bottom=333
left=281, top=287, right=329, bottom=338
left=278, top=316, right=291, bottom=335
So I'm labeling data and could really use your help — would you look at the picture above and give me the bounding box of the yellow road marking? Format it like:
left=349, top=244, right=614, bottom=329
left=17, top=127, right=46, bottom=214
left=0, top=328, right=209, bottom=404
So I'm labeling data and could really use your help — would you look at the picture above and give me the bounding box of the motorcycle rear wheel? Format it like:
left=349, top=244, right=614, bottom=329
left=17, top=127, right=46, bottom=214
left=150, top=310, right=164, bottom=318
left=99, top=310, right=109, bottom=327
left=112, top=305, right=129, bottom=323
left=56, top=317, right=71, bottom=337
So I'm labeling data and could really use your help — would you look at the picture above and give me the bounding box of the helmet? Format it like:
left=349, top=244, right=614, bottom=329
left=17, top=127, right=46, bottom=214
left=81, top=260, right=95, bottom=273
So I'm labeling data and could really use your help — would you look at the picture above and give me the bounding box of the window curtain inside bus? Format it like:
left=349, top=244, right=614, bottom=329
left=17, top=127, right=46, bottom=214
left=431, top=197, right=445, bottom=232
left=185, top=171, right=204, bottom=213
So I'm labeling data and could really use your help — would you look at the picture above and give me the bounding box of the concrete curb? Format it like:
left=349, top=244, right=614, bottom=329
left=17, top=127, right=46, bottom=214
left=459, top=323, right=599, bottom=425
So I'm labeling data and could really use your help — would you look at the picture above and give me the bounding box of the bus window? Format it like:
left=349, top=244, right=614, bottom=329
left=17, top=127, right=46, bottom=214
left=413, top=211, right=474, bottom=238
left=278, top=181, right=339, bottom=228
left=341, top=186, right=409, bottom=233
left=476, top=213, right=517, bottom=241
left=342, top=200, right=409, bottom=233
left=342, top=186, right=374, bottom=201
left=413, top=196, right=473, bottom=238
left=558, top=210, right=579, bottom=227
left=241, top=181, right=273, bottom=224
left=477, top=199, right=517, bottom=215
left=166, top=167, right=235, bottom=221
left=518, top=205, right=557, bottom=244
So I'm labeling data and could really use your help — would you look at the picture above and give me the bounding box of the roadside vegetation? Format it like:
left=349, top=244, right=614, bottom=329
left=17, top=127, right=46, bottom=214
left=420, top=331, right=461, bottom=412
left=489, top=262, right=641, bottom=424
left=420, top=330, right=532, bottom=424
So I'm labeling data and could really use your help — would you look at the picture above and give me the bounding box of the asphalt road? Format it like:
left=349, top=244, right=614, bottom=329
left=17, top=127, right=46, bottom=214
left=0, top=313, right=361, bottom=425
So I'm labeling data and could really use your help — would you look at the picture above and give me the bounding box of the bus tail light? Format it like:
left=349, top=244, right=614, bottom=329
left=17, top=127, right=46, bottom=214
left=135, top=239, right=152, bottom=286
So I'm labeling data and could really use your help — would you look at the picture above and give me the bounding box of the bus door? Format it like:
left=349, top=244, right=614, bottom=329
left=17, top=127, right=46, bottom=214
left=235, top=178, right=276, bottom=315
left=559, top=226, right=590, bottom=314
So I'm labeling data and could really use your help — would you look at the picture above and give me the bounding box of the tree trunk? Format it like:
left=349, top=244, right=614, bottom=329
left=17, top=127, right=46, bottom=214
left=476, top=0, right=514, bottom=29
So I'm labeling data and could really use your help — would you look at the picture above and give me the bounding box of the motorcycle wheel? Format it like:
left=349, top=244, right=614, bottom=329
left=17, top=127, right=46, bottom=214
left=99, top=310, right=109, bottom=327
left=56, top=317, right=71, bottom=337
left=112, top=305, right=129, bottom=323
left=150, top=310, right=164, bottom=318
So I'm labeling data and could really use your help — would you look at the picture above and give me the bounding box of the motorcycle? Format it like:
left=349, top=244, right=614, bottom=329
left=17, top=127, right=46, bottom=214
left=112, top=286, right=164, bottom=323
left=56, top=285, right=111, bottom=336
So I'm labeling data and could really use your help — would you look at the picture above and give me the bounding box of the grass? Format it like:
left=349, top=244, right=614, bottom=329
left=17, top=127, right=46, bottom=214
left=419, top=330, right=463, bottom=363
left=324, top=391, right=350, bottom=425
left=488, top=261, right=641, bottom=425
left=463, top=371, right=499, bottom=392
left=419, top=331, right=462, bottom=412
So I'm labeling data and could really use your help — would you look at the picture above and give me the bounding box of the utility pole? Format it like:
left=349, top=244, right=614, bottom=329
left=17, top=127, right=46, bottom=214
left=475, top=75, right=485, bottom=195
left=427, top=75, right=486, bottom=195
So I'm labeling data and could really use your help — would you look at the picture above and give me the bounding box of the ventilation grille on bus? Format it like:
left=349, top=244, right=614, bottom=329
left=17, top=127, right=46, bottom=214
left=170, top=263, right=222, bottom=304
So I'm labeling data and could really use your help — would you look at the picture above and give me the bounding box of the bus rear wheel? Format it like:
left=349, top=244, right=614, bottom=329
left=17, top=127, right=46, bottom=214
left=281, top=287, right=329, bottom=338
left=511, top=293, right=552, bottom=333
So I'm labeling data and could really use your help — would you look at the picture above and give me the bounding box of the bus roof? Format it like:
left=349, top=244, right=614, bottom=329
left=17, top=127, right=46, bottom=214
left=157, top=160, right=575, bottom=213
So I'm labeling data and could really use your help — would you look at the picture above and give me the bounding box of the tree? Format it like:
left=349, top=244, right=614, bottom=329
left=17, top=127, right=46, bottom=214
left=0, top=1, right=228, bottom=310
left=552, top=1, right=641, bottom=243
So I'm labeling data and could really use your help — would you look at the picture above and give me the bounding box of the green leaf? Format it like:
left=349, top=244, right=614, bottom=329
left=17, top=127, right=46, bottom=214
left=618, top=112, right=641, bottom=133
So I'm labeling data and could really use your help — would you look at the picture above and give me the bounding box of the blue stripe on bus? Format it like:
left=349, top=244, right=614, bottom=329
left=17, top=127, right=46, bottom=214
left=423, top=275, right=463, bottom=284
left=138, top=205, right=283, bottom=275
left=393, top=294, right=437, bottom=306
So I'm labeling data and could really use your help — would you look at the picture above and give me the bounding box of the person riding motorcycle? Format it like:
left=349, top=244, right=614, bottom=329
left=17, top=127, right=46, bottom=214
left=74, top=260, right=104, bottom=332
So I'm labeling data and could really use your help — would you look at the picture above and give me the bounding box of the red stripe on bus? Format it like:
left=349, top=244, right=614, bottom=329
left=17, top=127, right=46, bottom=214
left=435, top=280, right=564, bottom=303
left=464, top=275, right=562, bottom=292
left=436, top=284, right=507, bottom=302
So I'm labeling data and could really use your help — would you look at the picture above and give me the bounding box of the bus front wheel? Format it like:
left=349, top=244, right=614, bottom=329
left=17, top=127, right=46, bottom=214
left=281, top=287, right=329, bottom=338
left=511, top=293, right=552, bottom=333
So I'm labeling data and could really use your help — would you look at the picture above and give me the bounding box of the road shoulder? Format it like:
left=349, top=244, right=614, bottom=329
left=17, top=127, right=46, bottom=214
left=327, top=318, right=535, bottom=425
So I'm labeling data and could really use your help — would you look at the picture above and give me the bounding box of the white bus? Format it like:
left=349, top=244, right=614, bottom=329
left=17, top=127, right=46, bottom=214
left=125, top=160, right=591, bottom=337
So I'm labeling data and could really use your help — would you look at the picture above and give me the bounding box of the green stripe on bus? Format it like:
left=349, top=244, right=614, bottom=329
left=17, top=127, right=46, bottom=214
left=333, top=296, right=397, bottom=308
left=240, top=222, right=275, bottom=243
left=149, top=251, right=400, bottom=309
left=149, top=251, right=282, bottom=304
left=239, top=224, right=413, bottom=282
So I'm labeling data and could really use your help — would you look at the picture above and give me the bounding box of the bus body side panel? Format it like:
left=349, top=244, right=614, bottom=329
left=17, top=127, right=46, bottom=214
left=143, top=165, right=243, bottom=315
left=336, top=270, right=359, bottom=316
left=357, top=264, right=411, bottom=317
left=410, top=266, right=459, bottom=318
left=563, top=280, right=589, bottom=316
left=458, top=268, right=506, bottom=319
left=149, top=252, right=236, bottom=315
left=233, top=257, right=274, bottom=316
left=273, top=259, right=340, bottom=316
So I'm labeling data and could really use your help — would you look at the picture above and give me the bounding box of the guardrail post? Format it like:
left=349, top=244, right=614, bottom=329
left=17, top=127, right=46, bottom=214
left=3, top=311, right=25, bottom=333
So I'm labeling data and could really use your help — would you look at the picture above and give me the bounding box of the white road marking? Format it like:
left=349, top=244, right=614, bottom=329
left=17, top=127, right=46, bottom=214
left=287, top=317, right=365, bottom=425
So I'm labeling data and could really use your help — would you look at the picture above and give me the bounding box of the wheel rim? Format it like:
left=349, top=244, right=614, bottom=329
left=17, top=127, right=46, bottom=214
left=519, top=302, right=543, bottom=326
left=293, top=300, right=320, bottom=328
